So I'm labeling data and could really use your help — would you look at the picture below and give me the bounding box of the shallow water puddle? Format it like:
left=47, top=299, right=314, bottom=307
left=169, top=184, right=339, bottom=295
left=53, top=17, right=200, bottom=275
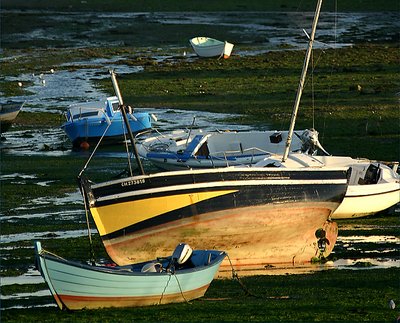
left=0, top=172, right=58, bottom=187
left=144, top=107, right=254, bottom=132
left=0, top=229, right=96, bottom=244
left=339, top=223, right=399, bottom=231
left=0, top=128, right=68, bottom=156
left=219, top=255, right=400, bottom=277
left=29, top=189, right=83, bottom=207
left=1, top=303, right=57, bottom=311
left=3, top=11, right=398, bottom=50
left=1, top=189, right=83, bottom=222
left=338, top=235, right=399, bottom=244
left=335, top=234, right=399, bottom=254
left=6, top=57, right=143, bottom=112
left=0, top=173, right=37, bottom=180
left=1, top=269, right=54, bottom=311
left=0, top=173, right=56, bottom=187
left=1, top=290, right=51, bottom=301
left=2, top=108, right=254, bottom=157
left=1, top=268, right=44, bottom=287
left=4, top=11, right=398, bottom=113
left=331, top=257, right=400, bottom=269
left=1, top=209, right=83, bottom=222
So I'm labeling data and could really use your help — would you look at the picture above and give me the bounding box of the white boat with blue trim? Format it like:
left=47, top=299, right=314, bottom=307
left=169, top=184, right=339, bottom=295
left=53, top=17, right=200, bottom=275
left=254, top=153, right=400, bottom=219
left=190, top=37, right=234, bottom=58
left=137, top=128, right=306, bottom=170
left=140, top=125, right=400, bottom=219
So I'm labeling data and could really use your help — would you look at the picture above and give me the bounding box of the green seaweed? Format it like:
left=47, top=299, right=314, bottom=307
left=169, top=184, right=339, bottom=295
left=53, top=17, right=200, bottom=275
left=1, top=4, right=399, bottom=321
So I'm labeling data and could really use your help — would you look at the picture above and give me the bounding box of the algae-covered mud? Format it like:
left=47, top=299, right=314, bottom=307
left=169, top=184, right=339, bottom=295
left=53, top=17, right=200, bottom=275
left=2, top=10, right=398, bottom=50
left=1, top=3, right=399, bottom=322
left=2, top=0, right=400, bottom=12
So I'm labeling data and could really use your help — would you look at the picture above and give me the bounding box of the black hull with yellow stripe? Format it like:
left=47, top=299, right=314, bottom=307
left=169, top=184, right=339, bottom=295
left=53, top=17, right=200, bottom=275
left=81, top=166, right=348, bottom=270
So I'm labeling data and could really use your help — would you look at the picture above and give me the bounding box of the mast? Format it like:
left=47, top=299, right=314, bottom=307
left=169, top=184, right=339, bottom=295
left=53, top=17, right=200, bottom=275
left=282, top=0, right=323, bottom=162
left=110, top=70, right=145, bottom=175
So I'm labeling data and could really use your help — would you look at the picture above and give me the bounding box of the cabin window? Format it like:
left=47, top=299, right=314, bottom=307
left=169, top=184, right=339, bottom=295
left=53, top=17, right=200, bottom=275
left=358, top=164, right=381, bottom=185
left=112, top=102, right=119, bottom=111
left=72, top=111, right=99, bottom=119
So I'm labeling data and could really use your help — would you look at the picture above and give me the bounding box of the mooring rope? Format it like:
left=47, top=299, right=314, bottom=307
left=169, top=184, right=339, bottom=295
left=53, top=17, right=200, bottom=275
left=226, top=254, right=292, bottom=301
left=121, top=116, right=134, bottom=177
left=78, top=113, right=116, bottom=178
left=158, top=273, right=173, bottom=305
left=158, top=270, right=191, bottom=305
left=226, top=254, right=260, bottom=298
left=173, top=272, right=190, bottom=304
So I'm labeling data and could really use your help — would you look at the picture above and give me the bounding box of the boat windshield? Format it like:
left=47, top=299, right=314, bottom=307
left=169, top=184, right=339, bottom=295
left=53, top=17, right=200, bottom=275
left=112, top=102, right=119, bottom=112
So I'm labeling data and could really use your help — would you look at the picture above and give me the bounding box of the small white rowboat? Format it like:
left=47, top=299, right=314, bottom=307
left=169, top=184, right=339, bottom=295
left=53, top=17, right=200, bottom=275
left=190, top=37, right=234, bottom=58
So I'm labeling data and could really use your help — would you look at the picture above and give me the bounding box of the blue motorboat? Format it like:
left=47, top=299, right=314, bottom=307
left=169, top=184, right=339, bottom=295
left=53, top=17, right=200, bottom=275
left=61, top=96, right=152, bottom=148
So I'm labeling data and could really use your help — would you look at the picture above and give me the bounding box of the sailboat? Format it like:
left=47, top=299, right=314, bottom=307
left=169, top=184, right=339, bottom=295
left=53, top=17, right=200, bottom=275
left=137, top=126, right=400, bottom=219
left=136, top=128, right=307, bottom=170
left=79, top=0, right=349, bottom=270
left=137, top=10, right=400, bottom=219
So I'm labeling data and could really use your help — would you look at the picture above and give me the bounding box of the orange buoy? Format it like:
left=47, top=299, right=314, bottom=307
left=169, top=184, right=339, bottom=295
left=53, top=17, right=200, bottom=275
left=80, top=141, right=90, bottom=150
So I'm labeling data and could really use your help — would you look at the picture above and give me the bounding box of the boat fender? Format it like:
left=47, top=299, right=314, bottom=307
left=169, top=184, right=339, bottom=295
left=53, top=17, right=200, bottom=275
left=141, top=262, right=163, bottom=273
left=80, top=141, right=90, bottom=150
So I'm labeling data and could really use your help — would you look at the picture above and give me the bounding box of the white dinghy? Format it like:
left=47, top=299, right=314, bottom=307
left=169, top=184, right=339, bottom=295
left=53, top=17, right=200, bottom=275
left=190, top=37, right=234, bottom=58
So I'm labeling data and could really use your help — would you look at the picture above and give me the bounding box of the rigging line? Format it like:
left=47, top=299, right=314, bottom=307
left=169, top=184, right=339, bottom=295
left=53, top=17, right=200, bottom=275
left=81, top=182, right=96, bottom=265
left=40, top=248, right=67, bottom=261
left=321, top=0, right=338, bottom=144
left=299, top=47, right=326, bottom=127
left=78, top=113, right=116, bottom=178
left=145, top=128, right=170, bottom=148
left=312, top=49, right=315, bottom=129
left=121, top=114, right=134, bottom=177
